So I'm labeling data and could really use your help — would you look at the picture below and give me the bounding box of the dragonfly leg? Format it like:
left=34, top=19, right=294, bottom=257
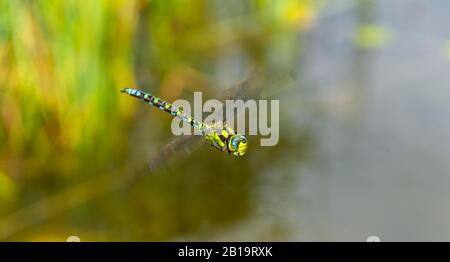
left=209, top=141, right=227, bottom=152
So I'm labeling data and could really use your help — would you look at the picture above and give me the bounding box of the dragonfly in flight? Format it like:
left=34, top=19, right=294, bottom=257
left=122, top=71, right=296, bottom=174
left=121, top=88, right=248, bottom=156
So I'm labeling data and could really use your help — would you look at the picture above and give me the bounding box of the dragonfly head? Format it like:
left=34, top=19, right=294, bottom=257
left=228, top=134, right=248, bottom=156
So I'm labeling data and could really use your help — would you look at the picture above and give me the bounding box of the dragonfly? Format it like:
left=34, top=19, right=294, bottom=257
left=122, top=70, right=296, bottom=179
left=121, top=88, right=248, bottom=156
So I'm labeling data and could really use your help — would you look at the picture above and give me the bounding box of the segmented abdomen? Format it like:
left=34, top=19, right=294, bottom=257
left=121, top=88, right=208, bottom=132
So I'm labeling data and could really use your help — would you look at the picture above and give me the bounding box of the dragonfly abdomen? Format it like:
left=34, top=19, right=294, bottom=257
left=121, top=88, right=207, bottom=130
left=121, top=88, right=179, bottom=115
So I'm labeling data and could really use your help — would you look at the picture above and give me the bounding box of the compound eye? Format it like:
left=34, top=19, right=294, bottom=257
left=229, top=136, right=240, bottom=150
left=231, top=137, right=239, bottom=148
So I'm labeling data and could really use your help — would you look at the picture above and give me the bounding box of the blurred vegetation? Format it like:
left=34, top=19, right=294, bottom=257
left=0, top=0, right=325, bottom=241
left=355, top=25, right=391, bottom=50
